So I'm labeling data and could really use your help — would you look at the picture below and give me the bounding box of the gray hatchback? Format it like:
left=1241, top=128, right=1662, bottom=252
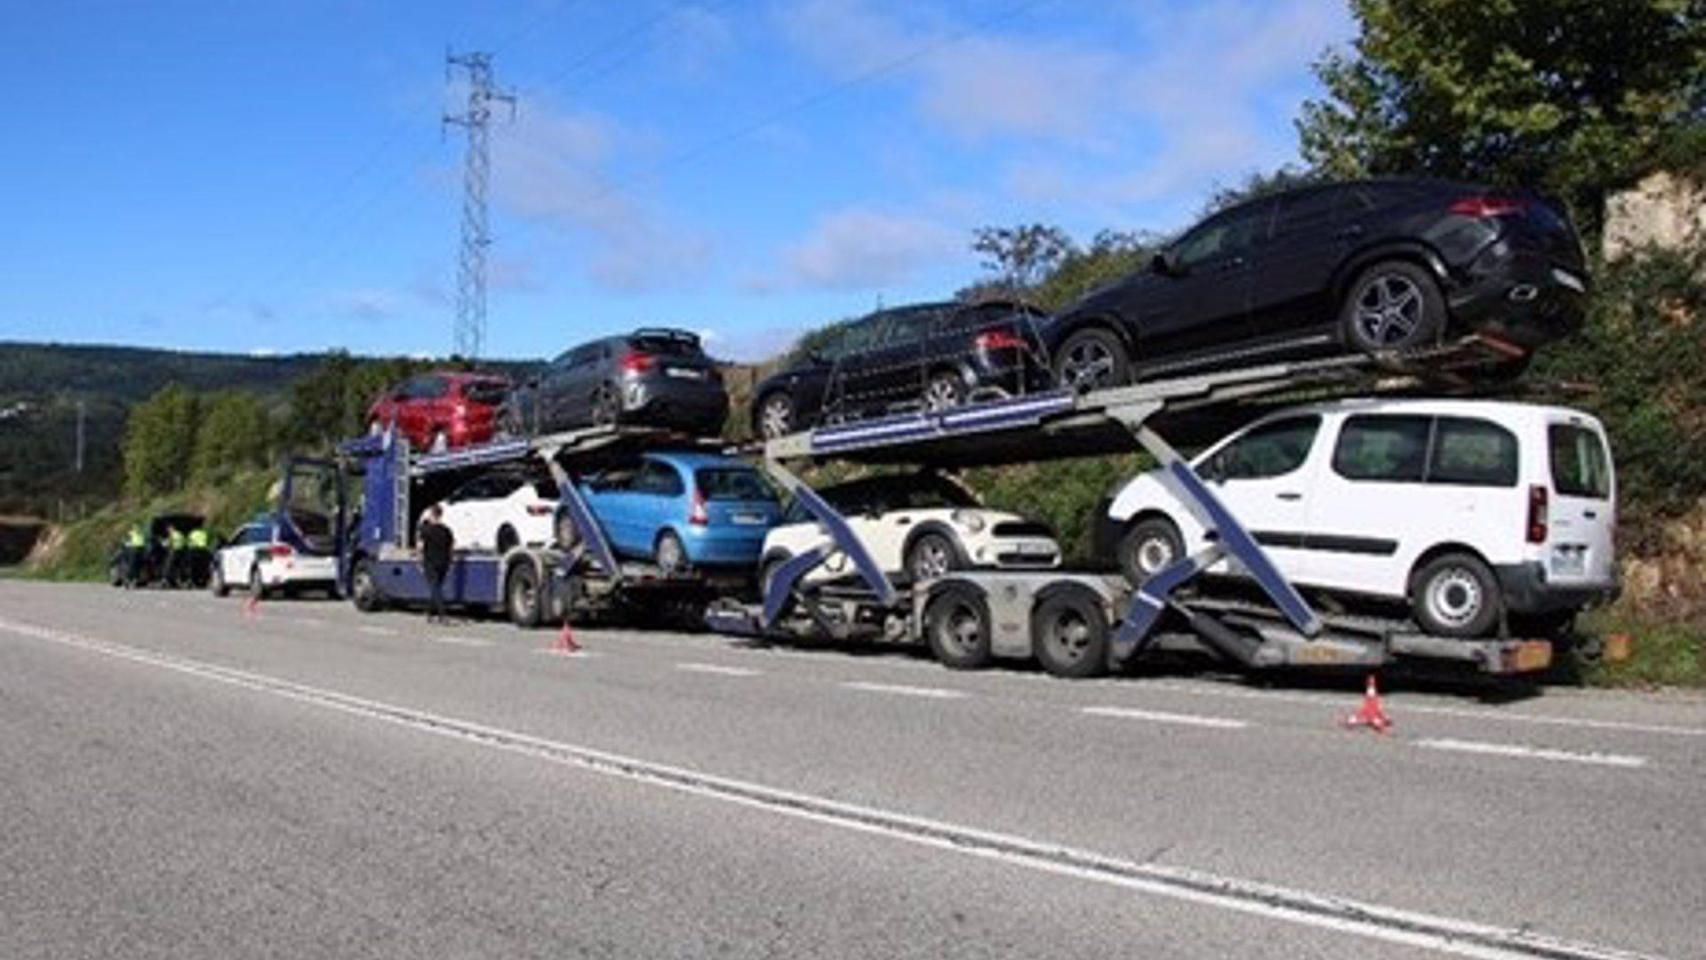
left=507, top=329, right=728, bottom=438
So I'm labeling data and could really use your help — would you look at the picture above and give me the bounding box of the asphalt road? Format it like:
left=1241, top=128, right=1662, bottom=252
left=2, top=580, right=1702, bottom=959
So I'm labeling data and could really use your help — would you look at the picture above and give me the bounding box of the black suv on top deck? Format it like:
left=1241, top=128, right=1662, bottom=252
left=506, top=328, right=728, bottom=438
left=751, top=299, right=1050, bottom=439
left=1045, top=178, right=1590, bottom=391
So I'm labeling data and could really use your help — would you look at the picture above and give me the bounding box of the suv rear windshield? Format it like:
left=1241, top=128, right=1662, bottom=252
left=1549, top=424, right=1611, bottom=499
left=630, top=333, right=703, bottom=357
left=696, top=468, right=775, bottom=502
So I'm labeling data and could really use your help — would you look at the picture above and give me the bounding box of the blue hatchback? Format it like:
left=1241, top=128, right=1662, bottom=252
left=578, top=451, right=780, bottom=572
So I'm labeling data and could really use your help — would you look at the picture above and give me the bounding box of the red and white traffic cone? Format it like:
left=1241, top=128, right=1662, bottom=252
left=1341, top=673, right=1392, bottom=733
left=549, top=619, right=582, bottom=654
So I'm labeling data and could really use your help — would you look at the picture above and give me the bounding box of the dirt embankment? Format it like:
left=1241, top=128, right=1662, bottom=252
left=0, top=517, right=51, bottom=566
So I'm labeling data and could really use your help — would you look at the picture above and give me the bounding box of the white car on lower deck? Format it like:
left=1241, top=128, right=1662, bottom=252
left=760, top=471, right=1060, bottom=586
left=1104, top=398, right=1617, bottom=638
left=212, top=518, right=339, bottom=598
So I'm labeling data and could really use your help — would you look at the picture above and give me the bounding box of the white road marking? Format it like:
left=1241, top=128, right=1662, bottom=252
left=531, top=649, right=598, bottom=659
left=430, top=635, right=494, bottom=648
left=1145, top=680, right=1706, bottom=738
left=0, top=615, right=1658, bottom=960
left=841, top=681, right=965, bottom=700
left=1416, top=738, right=1648, bottom=769
left=357, top=625, right=397, bottom=637
left=1081, top=706, right=1250, bottom=730
left=677, top=662, right=762, bottom=677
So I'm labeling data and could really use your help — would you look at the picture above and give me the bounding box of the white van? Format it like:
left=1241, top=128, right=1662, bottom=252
left=1106, top=399, right=1617, bottom=638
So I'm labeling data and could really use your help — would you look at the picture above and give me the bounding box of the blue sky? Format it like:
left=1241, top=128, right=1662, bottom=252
left=0, top=0, right=1354, bottom=362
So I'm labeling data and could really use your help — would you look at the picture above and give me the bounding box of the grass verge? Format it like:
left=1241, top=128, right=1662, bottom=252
left=1577, top=610, right=1706, bottom=689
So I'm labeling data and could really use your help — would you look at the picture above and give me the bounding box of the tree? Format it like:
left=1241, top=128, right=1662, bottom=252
left=122, top=384, right=200, bottom=499
left=192, top=391, right=273, bottom=483
left=1031, top=229, right=1159, bottom=311
left=286, top=351, right=358, bottom=448
left=1298, top=0, right=1705, bottom=232
left=972, top=224, right=1076, bottom=292
left=1201, top=165, right=1324, bottom=217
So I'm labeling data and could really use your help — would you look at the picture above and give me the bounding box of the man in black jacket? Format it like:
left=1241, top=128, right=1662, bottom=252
left=418, top=504, right=455, bottom=624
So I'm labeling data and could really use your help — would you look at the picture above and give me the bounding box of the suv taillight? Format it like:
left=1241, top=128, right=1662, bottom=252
left=1450, top=195, right=1528, bottom=219
left=619, top=352, right=656, bottom=374
left=1526, top=485, right=1549, bottom=544
left=689, top=490, right=709, bottom=526
left=975, top=330, right=1025, bottom=351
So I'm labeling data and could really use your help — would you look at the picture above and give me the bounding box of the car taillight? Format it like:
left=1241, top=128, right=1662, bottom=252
left=975, top=330, right=1025, bottom=351
left=619, top=352, right=656, bottom=374
left=1526, top=485, right=1549, bottom=543
left=1450, top=195, right=1528, bottom=219
left=689, top=490, right=709, bottom=526
left=266, top=544, right=294, bottom=558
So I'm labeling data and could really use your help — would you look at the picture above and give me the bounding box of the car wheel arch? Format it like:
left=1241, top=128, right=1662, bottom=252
left=902, top=521, right=968, bottom=567
left=1406, top=541, right=1498, bottom=595
left=1331, top=243, right=1451, bottom=305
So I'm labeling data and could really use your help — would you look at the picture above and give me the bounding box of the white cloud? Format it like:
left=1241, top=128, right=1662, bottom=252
left=489, top=97, right=709, bottom=291
left=775, top=207, right=960, bottom=290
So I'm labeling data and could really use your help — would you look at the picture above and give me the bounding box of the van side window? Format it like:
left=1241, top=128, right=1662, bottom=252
left=1332, top=415, right=1430, bottom=482
left=1549, top=424, right=1611, bottom=499
left=1429, top=417, right=1518, bottom=487
left=1210, top=415, right=1320, bottom=480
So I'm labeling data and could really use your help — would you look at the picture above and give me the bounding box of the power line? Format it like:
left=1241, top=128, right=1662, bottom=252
left=444, top=51, right=517, bottom=361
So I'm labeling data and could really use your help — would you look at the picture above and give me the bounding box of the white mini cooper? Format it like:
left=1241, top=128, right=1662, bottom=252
left=761, top=471, right=1060, bottom=587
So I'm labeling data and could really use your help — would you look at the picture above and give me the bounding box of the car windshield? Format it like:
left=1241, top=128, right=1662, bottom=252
left=631, top=333, right=703, bottom=357
left=696, top=468, right=775, bottom=502
left=824, top=474, right=977, bottom=513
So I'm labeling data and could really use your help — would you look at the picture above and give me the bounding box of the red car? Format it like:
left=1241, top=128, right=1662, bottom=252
left=367, top=371, right=511, bottom=452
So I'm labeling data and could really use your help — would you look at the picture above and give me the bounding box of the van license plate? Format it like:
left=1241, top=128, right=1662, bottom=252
left=667, top=367, right=705, bottom=379
left=1550, top=549, right=1585, bottom=576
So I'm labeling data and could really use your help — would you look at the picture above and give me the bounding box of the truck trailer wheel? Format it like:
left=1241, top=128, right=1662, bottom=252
left=1031, top=587, right=1110, bottom=679
left=506, top=561, right=544, bottom=628
left=351, top=558, right=385, bottom=613
left=924, top=583, right=992, bottom=670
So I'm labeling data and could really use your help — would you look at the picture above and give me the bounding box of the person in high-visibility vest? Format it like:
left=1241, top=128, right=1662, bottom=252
left=165, top=526, right=187, bottom=588
left=123, top=525, right=145, bottom=587
left=187, top=525, right=211, bottom=587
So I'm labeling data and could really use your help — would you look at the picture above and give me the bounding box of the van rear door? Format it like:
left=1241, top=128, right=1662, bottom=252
left=1543, top=417, right=1616, bottom=586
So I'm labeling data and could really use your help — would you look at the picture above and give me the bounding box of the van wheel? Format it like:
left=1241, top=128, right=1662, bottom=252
left=1053, top=326, right=1131, bottom=392
left=1117, top=517, right=1184, bottom=588
left=351, top=558, right=385, bottom=613
left=1410, top=552, right=1500, bottom=638
left=1340, top=261, right=1445, bottom=354
left=496, top=525, right=519, bottom=554
left=506, top=562, right=543, bottom=628
left=1032, top=587, right=1109, bottom=679
left=924, top=584, right=992, bottom=670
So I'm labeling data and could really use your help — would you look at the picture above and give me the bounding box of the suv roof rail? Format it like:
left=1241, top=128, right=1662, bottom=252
left=630, top=327, right=701, bottom=344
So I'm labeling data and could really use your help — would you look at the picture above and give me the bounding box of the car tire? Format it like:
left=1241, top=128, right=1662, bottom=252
left=210, top=563, right=229, bottom=597
left=758, top=391, right=795, bottom=440
left=1053, top=326, right=1132, bottom=392
left=655, top=530, right=688, bottom=576
left=1031, top=587, right=1110, bottom=679
left=923, top=370, right=967, bottom=411
left=248, top=565, right=269, bottom=601
left=428, top=429, right=449, bottom=454
left=1117, top=516, right=1184, bottom=589
left=496, top=525, right=519, bottom=555
left=1410, top=552, right=1501, bottom=638
left=506, top=561, right=544, bottom=628
left=906, top=532, right=961, bottom=582
left=1339, top=261, right=1446, bottom=355
left=591, top=385, right=619, bottom=428
left=109, top=559, right=125, bottom=587
left=351, top=557, right=385, bottom=613
left=923, top=584, right=993, bottom=670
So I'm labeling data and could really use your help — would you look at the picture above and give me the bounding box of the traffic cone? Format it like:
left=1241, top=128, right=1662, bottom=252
left=549, top=619, right=582, bottom=654
left=1341, top=673, right=1392, bottom=733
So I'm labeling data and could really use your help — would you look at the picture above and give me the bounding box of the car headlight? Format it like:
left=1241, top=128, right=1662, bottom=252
left=950, top=509, right=985, bottom=533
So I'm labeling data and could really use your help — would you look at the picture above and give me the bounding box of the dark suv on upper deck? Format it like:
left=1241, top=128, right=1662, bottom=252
left=750, top=299, right=1050, bottom=439
left=1044, top=178, right=1590, bottom=391
left=506, top=328, right=728, bottom=438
